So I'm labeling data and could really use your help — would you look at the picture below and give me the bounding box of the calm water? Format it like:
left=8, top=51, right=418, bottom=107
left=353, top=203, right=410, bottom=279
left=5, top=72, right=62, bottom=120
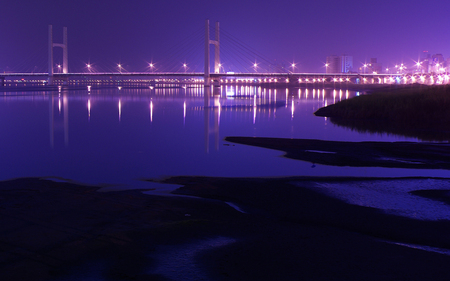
left=0, top=85, right=448, bottom=187
left=2, top=84, right=450, bottom=220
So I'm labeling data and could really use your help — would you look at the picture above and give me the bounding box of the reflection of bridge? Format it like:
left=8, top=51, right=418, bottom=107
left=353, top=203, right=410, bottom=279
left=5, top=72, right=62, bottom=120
left=1, top=21, right=449, bottom=87
left=1, top=85, right=358, bottom=151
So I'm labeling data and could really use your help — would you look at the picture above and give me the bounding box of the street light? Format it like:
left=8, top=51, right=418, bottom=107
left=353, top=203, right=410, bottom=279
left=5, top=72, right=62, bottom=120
left=118, top=64, right=122, bottom=73
left=149, top=63, right=155, bottom=72
left=253, top=62, right=258, bottom=72
left=415, top=61, right=422, bottom=73
left=183, top=63, right=187, bottom=73
left=86, top=64, right=92, bottom=73
left=324, top=63, right=329, bottom=73
left=363, top=64, right=367, bottom=74
left=291, top=63, right=296, bottom=73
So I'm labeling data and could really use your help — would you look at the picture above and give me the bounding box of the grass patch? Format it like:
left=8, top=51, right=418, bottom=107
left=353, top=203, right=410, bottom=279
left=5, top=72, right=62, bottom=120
left=314, top=85, right=450, bottom=141
left=315, top=85, right=450, bottom=123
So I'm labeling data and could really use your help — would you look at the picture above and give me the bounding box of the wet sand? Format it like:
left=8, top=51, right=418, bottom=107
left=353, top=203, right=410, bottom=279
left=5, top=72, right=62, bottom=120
left=2, top=177, right=450, bottom=280
left=225, top=136, right=450, bottom=169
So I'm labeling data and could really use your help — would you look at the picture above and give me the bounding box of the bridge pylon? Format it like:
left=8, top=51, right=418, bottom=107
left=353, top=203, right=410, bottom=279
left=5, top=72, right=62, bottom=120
left=48, top=25, right=68, bottom=85
left=204, top=20, right=220, bottom=87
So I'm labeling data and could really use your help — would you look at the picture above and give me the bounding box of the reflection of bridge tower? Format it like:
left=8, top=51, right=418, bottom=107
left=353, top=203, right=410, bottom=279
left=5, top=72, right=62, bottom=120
left=49, top=93, right=69, bottom=147
left=204, top=87, right=221, bottom=152
left=204, top=20, right=220, bottom=86
left=48, top=25, right=68, bottom=84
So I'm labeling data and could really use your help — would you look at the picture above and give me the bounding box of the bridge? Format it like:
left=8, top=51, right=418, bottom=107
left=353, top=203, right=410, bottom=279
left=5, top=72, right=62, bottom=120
left=1, top=71, right=447, bottom=88
left=1, top=21, right=449, bottom=87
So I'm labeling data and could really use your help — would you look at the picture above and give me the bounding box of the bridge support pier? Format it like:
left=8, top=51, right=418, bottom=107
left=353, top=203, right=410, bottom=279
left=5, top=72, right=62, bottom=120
left=48, top=25, right=68, bottom=85
left=204, top=20, right=220, bottom=87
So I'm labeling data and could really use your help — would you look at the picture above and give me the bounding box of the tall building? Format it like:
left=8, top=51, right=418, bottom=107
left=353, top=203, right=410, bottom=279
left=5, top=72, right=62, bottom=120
left=326, top=55, right=353, bottom=73
left=326, top=55, right=340, bottom=73
left=359, top=58, right=382, bottom=74
left=340, top=55, right=353, bottom=73
left=432, top=54, right=445, bottom=73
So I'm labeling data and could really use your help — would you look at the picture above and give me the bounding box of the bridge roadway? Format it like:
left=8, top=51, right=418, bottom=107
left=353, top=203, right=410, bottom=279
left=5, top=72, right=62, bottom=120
left=0, top=72, right=446, bottom=86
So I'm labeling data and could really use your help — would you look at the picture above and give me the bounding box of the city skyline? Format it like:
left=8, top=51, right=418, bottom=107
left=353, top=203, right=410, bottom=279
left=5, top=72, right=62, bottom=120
left=1, top=0, right=449, bottom=73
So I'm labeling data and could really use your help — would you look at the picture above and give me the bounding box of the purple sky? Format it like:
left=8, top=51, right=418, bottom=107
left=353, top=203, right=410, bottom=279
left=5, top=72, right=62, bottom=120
left=1, top=0, right=449, bottom=73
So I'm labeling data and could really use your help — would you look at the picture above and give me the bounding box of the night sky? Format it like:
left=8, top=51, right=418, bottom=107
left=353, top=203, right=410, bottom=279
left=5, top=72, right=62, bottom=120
left=1, top=0, right=449, bottom=73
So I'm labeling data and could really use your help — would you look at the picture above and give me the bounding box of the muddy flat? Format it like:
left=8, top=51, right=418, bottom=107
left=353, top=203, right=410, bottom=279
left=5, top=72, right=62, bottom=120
left=225, top=136, right=450, bottom=169
left=2, top=176, right=450, bottom=280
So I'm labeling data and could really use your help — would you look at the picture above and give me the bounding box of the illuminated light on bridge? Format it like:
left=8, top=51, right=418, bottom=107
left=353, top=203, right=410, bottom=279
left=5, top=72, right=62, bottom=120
left=291, top=63, right=296, bottom=73
left=253, top=62, right=258, bottom=72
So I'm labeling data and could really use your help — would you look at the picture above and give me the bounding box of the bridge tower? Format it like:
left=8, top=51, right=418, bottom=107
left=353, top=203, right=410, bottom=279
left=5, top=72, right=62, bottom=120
left=204, top=20, right=220, bottom=86
left=48, top=25, right=68, bottom=84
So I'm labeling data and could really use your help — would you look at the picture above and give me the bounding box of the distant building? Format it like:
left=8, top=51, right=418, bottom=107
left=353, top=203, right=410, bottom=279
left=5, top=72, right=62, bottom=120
left=432, top=54, right=445, bottom=73
left=369, top=58, right=382, bottom=73
left=359, top=58, right=382, bottom=74
left=341, top=55, right=353, bottom=73
left=326, top=55, right=353, bottom=73
left=326, top=55, right=340, bottom=73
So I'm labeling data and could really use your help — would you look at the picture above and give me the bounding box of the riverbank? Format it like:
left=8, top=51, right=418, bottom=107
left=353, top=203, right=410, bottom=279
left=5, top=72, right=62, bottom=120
left=314, top=84, right=450, bottom=141
left=2, top=177, right=450, bottom=280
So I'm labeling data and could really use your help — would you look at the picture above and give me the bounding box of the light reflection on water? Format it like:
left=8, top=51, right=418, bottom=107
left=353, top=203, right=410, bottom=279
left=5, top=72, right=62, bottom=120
left=0, top=85, right=448, bottom=191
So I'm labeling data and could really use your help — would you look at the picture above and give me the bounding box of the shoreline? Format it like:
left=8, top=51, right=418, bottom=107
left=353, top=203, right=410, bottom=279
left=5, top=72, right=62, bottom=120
left=2, top=176, right=450, bottom=280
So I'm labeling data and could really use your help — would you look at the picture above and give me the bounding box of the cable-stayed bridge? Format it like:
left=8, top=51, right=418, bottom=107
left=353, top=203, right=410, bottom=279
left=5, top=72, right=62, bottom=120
left=1, top=20, right=448, bottom=87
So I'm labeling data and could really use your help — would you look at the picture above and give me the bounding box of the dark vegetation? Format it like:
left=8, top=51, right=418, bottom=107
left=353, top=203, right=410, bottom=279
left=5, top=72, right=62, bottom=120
left=314, top=84, right=450, bottom=141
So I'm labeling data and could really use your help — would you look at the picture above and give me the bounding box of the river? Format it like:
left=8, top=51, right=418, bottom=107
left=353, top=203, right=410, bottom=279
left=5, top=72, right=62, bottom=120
left=0, top=84, right=448, bottom=193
